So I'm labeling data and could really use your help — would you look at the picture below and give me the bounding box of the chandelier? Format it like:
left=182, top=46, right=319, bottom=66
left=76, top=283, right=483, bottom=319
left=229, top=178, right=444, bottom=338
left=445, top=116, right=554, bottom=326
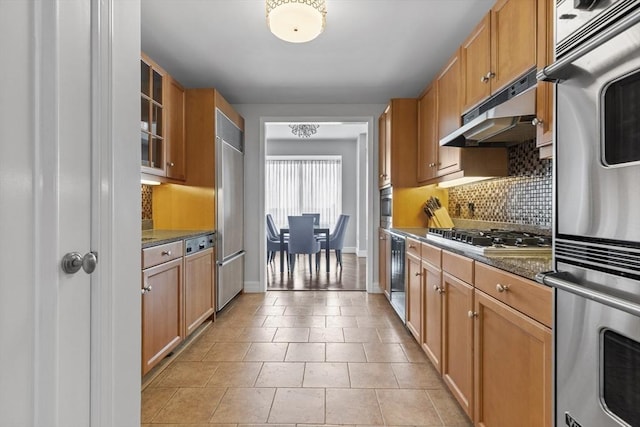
left=290, top=124, right=319, bottom=138
left=266, top=0, right=327, bottom=43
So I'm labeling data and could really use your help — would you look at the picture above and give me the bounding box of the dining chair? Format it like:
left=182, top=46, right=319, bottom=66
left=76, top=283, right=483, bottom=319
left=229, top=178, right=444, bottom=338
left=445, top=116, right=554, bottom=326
left=302, top=213, right=320, bottom=226
left=320, top=214, right=350, bottom=268
left=287, top=215, right=321, bottom=274
left=266, top=214, right=287, bottom=265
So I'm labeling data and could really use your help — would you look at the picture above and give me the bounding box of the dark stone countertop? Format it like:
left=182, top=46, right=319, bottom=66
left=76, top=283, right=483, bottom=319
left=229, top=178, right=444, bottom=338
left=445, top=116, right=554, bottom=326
left=141, top=229, right=215, bottom=249
left=390, top=227, right=553, bottom=282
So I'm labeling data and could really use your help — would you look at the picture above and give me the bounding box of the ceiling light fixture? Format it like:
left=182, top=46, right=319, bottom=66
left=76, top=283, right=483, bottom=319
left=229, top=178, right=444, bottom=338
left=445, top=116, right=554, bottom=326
left=290, top=124, right=319, bottom=138
left=266, top=0, right=327, bottom=43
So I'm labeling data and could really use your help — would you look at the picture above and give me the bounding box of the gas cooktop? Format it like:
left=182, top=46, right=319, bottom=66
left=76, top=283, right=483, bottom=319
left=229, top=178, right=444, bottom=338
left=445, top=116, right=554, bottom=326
left=426, top=228, right=552, bottom=257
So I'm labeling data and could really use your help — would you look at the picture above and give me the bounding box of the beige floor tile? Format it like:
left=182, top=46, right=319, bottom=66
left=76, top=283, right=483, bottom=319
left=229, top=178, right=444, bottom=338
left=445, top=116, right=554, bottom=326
left=174, top=339, right=215, bottom=362
left=254, top=306, right=286, bottom=316
left=268, top=388, right=325, bottom=424
left=262, top=315, right=297, bottom=328
left=152, top=387, right=226, bottom=423
left=376, top=327, right=416, bottom=344
left=376, top=389, right=442, bottom=426
left=325, top=388, right=383, bottom=425
left=273, top=327, right=310, bottom=342
left=238, top=425, right=294, bottom=427
left=283, top=305, right=314, bottom=316
left=284, top=342, right=325, bottom=362
left=254, top=362, right=305, bottom=387
left=348, top=363, right=398, bottom=388
left=325, top=299, right=351, bottom=307
left=234, top=327, right=277, bottom=342
left=312, top=305, right=342, bottom=316
left=142, top=424, right=224, bottom=427
left=340, top=306, right=370, bottom=316
left=243, top=343, right=288, bottom=362
left=153, top=361, right=219, bottom=388
left=401, top=342, right=430, bottom=363
left=203, top=342, right=251, bottom=362
left=210, top=388, right=275, bottom=424
left=326, top=315, right=358, bottom=328
left=292, top=315, right=326, bottom=328
left=356, top=316, right=391, bottom=328
left=363, top=343, right=409, bottom=363
left=303, top=362, right=350, bottom=387
left=141, top=387, right=177, bottom=423
left=206, top=362, right=263, bottom=387
left=308, top=327, right=344, bottom=343
left=428, top=389, right=471, bottom=426
left=325, top=343, right=367, bottom=362
left=392, top=363, right=443, bottom=389
left=344, top=327, right=382, bottom=343
left=203, top=327, right=245, bottom=342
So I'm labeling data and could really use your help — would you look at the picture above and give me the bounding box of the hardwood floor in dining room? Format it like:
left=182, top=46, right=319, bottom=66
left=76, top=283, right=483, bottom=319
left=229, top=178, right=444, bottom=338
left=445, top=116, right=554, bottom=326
left=267, top=252, right=366, bottom=291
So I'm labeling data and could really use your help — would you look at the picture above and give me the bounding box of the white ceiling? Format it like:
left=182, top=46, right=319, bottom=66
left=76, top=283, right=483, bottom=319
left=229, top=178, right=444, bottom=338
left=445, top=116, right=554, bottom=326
left=141, top=0, right=495, bottom=104
left=265, top=122, right=368, bottom=140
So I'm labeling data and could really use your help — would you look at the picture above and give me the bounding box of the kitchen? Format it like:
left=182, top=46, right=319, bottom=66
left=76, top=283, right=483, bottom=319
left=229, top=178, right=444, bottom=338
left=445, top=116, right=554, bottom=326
left=3, top=1, right=638, bottom=425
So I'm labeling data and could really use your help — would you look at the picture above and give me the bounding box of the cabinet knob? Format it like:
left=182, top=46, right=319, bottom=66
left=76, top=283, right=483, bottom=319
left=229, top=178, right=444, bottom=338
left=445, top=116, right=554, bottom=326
left=496, top=283, right=509, bottom=293
left=428, top=162, right=436, bottom=167
left=380, top=236, right=385, bottom=240
left=415, top=272, right=421, bottom=276
left=408, top=244, right=416, bottom=249
left=532, top=117, right=544, bottom=126
left=379, top=174, right=384, bottom=178
left=167, top=162, right=175, bottom=167
left=161, top=250, right=172, bottom=256
left=468, top=310, right=478, bottom=318
left=141, top=285, right=153, bottom=294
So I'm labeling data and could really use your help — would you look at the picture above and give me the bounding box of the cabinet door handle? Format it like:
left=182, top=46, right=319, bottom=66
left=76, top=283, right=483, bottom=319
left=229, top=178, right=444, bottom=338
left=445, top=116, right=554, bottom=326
left=468, top=310, right=478, bottom=318
left=408, top=244, right=416, bottom=249
left=415, top=272, right=421, bottom=276
left=141, top=285, right=153, bottom=294
left=161, top=250, right=172, bottom=256
left=496, top=283, right=509, bottom=293
left=531, top=117, right=544, bottom=127
left=480, top=71, right=495, bottom=83
left=167, top=162, right=175, bottom=167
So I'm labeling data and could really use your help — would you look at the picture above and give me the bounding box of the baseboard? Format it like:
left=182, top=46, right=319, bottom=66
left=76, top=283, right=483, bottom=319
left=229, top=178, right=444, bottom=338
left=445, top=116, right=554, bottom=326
left=357, top=249, right=367, bottom=257
left=243, top=281, right=263, bottom=293
left=369, top=282, right=383, bottom=293
left=342, top=246, right=357, bottom=254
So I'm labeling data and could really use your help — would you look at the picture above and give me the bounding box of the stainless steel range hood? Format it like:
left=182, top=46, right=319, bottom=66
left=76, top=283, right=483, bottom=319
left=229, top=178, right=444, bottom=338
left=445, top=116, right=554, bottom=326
left=440, top=72, right=537, bottom=148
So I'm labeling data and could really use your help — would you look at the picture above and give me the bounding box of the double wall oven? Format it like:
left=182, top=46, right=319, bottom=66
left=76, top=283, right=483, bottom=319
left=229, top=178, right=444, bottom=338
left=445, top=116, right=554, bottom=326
left=538, top=1, right=640, bottom=426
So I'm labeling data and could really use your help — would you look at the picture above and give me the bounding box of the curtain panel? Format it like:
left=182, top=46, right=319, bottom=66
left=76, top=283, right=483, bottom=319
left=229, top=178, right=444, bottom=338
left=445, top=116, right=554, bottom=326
left=265, top=158, right=342, bottom=229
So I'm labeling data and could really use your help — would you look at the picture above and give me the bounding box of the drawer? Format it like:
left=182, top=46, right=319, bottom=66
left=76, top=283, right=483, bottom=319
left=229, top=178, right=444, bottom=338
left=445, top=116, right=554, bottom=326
left=421, top=242, right=441, bottom=267
left=142, top=240, right=184, bottom=269
left=474, top=262, right=552, bottom=327
left=442, top=250, right=473, bottom=284
left=406, top=237, right=421, bottom=258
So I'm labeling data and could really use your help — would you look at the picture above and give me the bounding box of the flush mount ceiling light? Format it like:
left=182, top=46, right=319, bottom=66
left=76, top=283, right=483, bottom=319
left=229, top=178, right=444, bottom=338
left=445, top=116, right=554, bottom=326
left=290, top=124, right=319, bottom=138
left=266, top=0, right=327, bottom=43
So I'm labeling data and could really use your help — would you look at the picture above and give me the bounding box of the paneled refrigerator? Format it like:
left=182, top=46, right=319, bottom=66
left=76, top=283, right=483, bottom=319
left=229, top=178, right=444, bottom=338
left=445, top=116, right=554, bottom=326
left=215, top=109, right=245, bottom=311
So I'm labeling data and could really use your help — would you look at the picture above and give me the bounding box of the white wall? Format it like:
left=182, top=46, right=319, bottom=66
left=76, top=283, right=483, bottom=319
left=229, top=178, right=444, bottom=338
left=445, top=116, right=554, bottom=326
left=357, top=133, right=368, bottom=256
left=233, top=103, right=386, bottom=293
left=267, top=138, right=359, bottom=252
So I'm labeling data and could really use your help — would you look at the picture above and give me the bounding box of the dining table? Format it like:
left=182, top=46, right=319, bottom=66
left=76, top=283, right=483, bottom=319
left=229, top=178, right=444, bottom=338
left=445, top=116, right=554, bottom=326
left=279, top=227, right=330, bottom=273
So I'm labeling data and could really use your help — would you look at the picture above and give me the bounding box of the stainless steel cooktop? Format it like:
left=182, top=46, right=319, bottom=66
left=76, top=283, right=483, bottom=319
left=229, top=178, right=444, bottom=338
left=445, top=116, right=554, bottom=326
left=426, top=228, right=552, bottom=257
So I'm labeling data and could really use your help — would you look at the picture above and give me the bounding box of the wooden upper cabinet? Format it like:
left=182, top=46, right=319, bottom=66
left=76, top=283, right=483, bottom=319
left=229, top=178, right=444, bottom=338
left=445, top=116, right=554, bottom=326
left=165, top=75, right=186, bottom=181
left=436, top=50, right=462, bottom=176
left=140, top=53, right=166, bottom=176
left=490, top=0, right=537, bottom=94
left=461, top=13, right=492, bottom=113
left=417, top=83, right=438, bottom=183
left=378, top=99, right=417, bottom=189
left=535, top=0, right=554, bottom=152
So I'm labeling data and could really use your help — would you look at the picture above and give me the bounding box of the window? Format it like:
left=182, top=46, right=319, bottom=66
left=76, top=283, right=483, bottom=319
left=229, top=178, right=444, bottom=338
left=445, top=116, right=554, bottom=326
left=266, top=156, right=342, bottom=228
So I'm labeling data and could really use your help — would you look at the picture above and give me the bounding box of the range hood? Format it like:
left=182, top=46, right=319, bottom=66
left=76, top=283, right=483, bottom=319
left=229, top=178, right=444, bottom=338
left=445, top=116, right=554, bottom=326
left=440, top=70, right=537, bottom=148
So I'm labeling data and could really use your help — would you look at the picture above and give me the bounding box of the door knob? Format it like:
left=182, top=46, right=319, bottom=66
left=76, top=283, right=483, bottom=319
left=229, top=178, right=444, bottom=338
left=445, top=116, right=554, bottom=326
left=61, top=251, right=98, bottom=274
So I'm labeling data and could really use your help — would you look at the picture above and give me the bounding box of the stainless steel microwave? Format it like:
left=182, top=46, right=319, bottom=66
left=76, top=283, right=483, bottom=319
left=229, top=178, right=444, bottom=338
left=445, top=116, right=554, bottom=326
left=380, top=186, right=392, bottom=229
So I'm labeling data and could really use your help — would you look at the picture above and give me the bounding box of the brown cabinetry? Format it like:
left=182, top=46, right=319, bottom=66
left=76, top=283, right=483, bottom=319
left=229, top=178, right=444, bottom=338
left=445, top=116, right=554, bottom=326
left=461, top=0, right=537, bottom=113
left=405, top=246, right=422, bottom=341
left=436, top=51, right=463, bottom=176
left=377, top=99, right=417, bottom=189
left=420, top=242, right=442, bottom=372
left=184, top=247, right=215, bottom=336
left=165, top=75, right=186, bottom=181
left=378, top=228, right=391, bottom=299
left=535, top=0, right=554, bottom=154
left=141, top=243, right=184, bottom=376
left=417, top=83, right=438, bottom=183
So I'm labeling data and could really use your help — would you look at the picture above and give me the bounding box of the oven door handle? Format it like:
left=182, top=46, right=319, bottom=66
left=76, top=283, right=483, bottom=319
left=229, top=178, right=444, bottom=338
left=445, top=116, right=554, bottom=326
left=536, top=271, right=640, bottom=317
left=537, top=10, right=640, bottom=83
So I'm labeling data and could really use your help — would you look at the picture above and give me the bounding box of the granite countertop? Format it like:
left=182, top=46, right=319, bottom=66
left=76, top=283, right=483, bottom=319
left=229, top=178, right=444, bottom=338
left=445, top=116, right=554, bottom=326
left=391, top=227, right=553, bottom=282
left=141, top=229, right=215, bottom=249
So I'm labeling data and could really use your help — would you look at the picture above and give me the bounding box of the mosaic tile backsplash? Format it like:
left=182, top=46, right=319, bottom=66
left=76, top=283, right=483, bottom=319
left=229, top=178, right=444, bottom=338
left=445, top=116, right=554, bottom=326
left=448, top=140, right=552, bottom=230
left=141, top=185, right=153, bottom=220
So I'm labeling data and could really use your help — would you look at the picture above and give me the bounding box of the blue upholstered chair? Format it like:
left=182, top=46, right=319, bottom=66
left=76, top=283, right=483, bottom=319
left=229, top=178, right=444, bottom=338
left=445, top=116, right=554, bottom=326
left=287, top=215, right=321, bottom=273
left=320, top=214, right=350, bottom=268
left=266, top=214, right=287, bottom=264
left=302, top=213, right=320, bottom=226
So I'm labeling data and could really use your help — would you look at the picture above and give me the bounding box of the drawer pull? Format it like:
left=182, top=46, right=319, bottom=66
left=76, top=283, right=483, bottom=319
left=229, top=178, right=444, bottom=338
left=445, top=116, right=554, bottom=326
left=496, top=283, right=510, bottom=293
left=408, top=244, right=416, bottom=249
left=161, top=250, right=172, bottom=256
left=415, top=272, right=421, bottom=276
left=468, top=310, right=478, bottom=318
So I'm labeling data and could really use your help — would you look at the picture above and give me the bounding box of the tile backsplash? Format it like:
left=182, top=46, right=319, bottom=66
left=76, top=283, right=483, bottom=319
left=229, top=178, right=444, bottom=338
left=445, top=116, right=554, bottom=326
left=141, top=184, right=153, bottom=220
left=448, top=140, right=552, bottom=230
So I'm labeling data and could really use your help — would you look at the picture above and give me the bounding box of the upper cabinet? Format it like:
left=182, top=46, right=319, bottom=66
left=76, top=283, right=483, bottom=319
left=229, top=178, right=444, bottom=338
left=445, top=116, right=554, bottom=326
left=436, top=50, right=463, bottom=176
left=535, top=0, right=554, bottom=155
left=417, top=83, right=438, bottom=183
left=378, top=99, right=417, bottom=189
left=461, top=0, right=537, bottom=113
left=140, top=52, right=186, bottom=181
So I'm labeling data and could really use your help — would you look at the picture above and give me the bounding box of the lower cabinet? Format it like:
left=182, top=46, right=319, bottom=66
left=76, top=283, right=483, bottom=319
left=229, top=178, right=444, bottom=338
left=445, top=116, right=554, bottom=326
left=184, top=247, right=216, bottom=336
left=141, top=256, right=184, bottom=376
left=405, top=251, right=422, bottom=341
left=378, top=228, right=390, bottom=299
left=420, top=243, right=443, bottom=373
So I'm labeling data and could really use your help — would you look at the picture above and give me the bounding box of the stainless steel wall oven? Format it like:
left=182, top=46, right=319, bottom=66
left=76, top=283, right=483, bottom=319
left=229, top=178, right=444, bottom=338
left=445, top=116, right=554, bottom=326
left=380, top=186, right=392, bottom=229
left=538, top=1, right=640, bottom=426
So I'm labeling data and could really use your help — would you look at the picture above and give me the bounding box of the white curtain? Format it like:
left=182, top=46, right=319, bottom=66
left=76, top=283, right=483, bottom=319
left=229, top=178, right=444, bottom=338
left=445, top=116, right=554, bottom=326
left=266, top=158, right=342, bottom=229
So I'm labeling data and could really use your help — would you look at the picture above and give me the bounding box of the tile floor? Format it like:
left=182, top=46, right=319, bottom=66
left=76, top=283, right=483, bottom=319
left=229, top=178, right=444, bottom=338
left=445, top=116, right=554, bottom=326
left=141, top=291, right=471, bottom=426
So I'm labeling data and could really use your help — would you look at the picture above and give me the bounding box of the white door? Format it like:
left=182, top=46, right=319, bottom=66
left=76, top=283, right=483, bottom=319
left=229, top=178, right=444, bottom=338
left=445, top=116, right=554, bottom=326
left=0, top=0, right=142, bottom=425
